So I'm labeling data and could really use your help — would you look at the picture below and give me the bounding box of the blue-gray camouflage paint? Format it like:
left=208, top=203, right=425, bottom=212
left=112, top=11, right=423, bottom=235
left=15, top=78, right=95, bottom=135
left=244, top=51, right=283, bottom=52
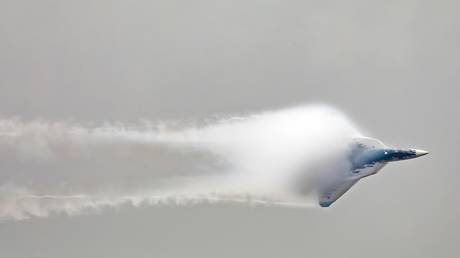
left=350, top=143, right=417, bottom=174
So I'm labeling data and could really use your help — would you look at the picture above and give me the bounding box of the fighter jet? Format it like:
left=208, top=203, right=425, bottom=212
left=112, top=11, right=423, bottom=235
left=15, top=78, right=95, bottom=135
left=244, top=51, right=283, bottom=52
left=318, top=137, right=428, bottom=207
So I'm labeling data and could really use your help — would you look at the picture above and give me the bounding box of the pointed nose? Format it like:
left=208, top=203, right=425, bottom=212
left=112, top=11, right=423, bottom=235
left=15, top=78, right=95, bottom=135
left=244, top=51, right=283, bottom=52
left=414, top=149, right=429, bottom=157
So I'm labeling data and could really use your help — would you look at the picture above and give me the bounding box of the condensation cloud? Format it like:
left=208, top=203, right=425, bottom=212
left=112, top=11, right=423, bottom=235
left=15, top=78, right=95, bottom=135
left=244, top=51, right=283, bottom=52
left=0, top=105, right=361, bottom=220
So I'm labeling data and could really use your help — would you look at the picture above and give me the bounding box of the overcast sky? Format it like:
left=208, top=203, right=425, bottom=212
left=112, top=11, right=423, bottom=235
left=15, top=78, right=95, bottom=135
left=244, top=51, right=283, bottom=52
left=0, top=1, right=459, bottom=257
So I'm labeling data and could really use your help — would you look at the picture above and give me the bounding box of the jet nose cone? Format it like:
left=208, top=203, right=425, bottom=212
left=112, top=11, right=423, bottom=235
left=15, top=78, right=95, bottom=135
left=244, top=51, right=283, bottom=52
left=414, top=149, right=429, bottom=157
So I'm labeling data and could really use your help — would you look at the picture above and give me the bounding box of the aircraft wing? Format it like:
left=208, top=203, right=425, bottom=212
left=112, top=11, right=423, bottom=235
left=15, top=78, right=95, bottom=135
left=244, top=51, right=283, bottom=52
left=318, top=177, right=360, bottom=207
left=317, top=136, right=387, bottom=207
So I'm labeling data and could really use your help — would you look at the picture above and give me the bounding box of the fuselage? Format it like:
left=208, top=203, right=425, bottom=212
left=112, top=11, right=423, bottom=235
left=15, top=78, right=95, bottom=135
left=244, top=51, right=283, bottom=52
left=349, top=143, right=428, bottom=180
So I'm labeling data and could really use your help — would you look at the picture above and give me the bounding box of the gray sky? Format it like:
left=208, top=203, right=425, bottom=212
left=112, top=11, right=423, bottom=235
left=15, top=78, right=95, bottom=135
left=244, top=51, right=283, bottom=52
left=0, top=0, right=459, bottom=257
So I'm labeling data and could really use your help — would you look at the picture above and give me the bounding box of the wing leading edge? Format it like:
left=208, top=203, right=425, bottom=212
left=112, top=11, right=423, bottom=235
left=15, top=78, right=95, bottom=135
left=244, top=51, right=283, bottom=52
left=318, top=178, right=360, bottom=207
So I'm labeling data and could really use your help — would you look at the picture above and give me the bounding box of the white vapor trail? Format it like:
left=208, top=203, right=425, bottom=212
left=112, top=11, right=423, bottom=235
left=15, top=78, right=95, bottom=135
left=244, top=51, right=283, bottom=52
left=0, top=105, right=361, bottom=220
